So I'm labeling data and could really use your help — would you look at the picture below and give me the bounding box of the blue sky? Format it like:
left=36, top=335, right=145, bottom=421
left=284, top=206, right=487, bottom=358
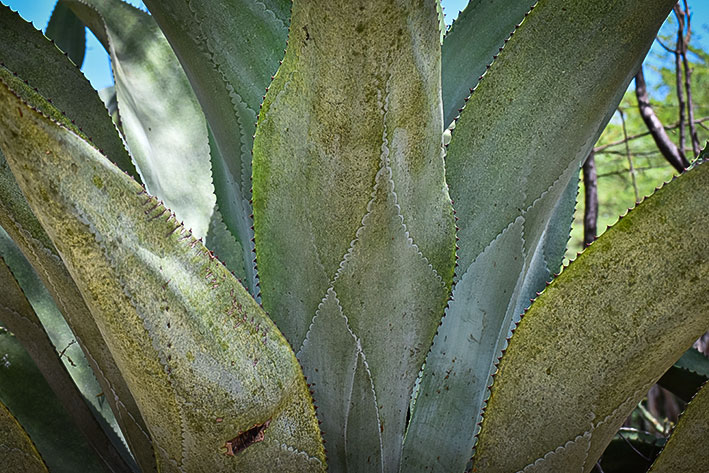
left=4, top=0, right=708, bottom=91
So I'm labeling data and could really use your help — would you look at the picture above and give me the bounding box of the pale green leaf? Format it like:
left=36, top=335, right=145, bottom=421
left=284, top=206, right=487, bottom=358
left=648, top=381, right=709, bottom=473
left=402, top=218, right=525, bottom=472
left=404, top=1, right=676, bottom=469
left=0, top=80, right=325, bottom=472
left=45, top=0, right=86, bottom=67
left=252, top=2, right=455, bottom=469
left=142, top=0, right=291, bottom=294
left=65, top=0, right=216, bottom=240
left=472, top=161, right=709, bottom=472
left=0, top=74, right=157, bottom=472
left=0, top=326, right=105, bottom=473
left=441, top=0, right=535, bottom=127
left=0, top=399, right=48, bottom=473
left=0, top=5, right=137, bottom=179
left=0, top=231, right=135, bottom=473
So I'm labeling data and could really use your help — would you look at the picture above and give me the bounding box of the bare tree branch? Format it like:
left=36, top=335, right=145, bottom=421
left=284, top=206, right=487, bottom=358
left=634, top=67, right=690, bottom=172
left=583, top=151, right=598, bottom=246
left=674, top=3, right=687, bottom=159
left=619, top=108, right=641, bottom=203
left=680, top=0, right=700, bottom=155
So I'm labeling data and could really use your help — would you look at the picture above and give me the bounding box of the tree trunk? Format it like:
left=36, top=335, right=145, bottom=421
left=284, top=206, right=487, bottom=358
left=583, top=151, right=598, bottom=246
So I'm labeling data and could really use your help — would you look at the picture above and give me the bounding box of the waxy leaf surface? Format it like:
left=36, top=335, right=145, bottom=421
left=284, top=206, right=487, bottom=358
left=473, top=161, right=709, bottom=472
left=253, top=1, right=455, bottom=470
left=0, top=81, right=325, bottom=472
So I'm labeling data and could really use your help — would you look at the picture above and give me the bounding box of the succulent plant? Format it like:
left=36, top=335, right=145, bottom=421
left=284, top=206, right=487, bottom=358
left=0, top=0, right=707, bottom=472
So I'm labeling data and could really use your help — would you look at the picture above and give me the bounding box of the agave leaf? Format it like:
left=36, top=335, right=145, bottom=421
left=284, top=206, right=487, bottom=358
left=648, top=381, right=709, bottom=472
left=0, top=325, right=105, bottom=473
left=0, top=399, right=49, bottom=473
left=64, top=0, right=216, bottom=244
left=0, top=72, right=157, bottom=472
left=253, top=1, right=455, bottom=470
left=0, top=80, right=325, bottom=472
left=441, top=0, right=535, bottom=127
left=403, top=1, right=676, bottom=469
left=472, top=161, right=709, bottom=472
left=0, top=4, right=137, bottom=179
left=45, top=0, right=86, bottom=67
left=0, top=232, right=135, bottom=473
left=142, top=0, right=291, bottom=295
left=658, top=347, right=709, bottom=402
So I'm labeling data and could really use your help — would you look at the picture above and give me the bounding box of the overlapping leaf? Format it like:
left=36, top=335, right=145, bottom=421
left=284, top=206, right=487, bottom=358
left=142, top=0, right=291, bottom=295
left=648, top=381, right=709, bottom=472
left=0, top=399, right=48, bottom=473
left=0, top=232, right=134, bottom=473
left=0, top=4, right=136, bottom=178
left=64, top=0, right=218, bottom=245
left=441, top=0, right=535, bottom=127
left=403, top=1, right=676, bottom=470
left=253, top=1, right=455, bottom=470
left=472, top=161, right=709, bottom=472
left=45, top=0, right=86, bottom=67
left=0, top=66, right=157, bottom=472
left=0, top=321, right=106, bottom=473
left=0, top=78, right=324, bottom=471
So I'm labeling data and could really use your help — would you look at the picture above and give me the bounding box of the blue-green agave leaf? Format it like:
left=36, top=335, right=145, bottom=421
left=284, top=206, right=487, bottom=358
left=45, top=0, right=86, bottom=67
left=0, top=324, right=106, bottom=473
left=0, top=399, right=49, bottom=473
left=0, top=71, right=157, bottom=472
left=0, top=230, right=135, bottom=473
left=142, top=0, right=291, bottom=295
left=0, top=4, right=137, bottom=179
left=473, top=161, right=709, bottom=472
left=253, top=1, right=455, bottom=470
left=441, top=0, right=535, bottom=127
left=404, top=1, right=676, bottom=470
left=0, top=76, right=325, bottom=472
left=65, top=0, right=217, bottom=243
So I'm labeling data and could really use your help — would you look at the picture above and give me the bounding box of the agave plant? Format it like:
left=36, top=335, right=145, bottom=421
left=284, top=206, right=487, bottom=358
left=0, top=0, right=708, bottom=472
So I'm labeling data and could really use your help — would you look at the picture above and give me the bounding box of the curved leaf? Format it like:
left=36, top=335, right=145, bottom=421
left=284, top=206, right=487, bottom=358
left=0, top=72, right=157, bottom=472
left=0, top=79, right=325, bottom=472
left=45, top=0, right=86, bottom=67
left=0, top=325, right=105, bottom=473
left=441, top=0, right=535, bottom=127
left=0, top=233, right=134, bottom=473
left=472, top=161, right=709, bottom=472
left=65, top=0, right=217, bottom=243
left=0, top=4, right=137, bottom=179
left=142, top=0, right=291, bottom=295
left=658, top=347, right=709, bottom=402
left=648, top=381, right=709, bottom=473
left=404, top=1, right=676, bottom=469
left=253, top=1, right=455, bottom=469
left=0, top=399, right=48, bottom=473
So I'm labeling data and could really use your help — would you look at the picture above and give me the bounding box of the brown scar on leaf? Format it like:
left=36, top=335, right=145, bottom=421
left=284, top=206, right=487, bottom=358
left=224, top=420, right=271, bottom=456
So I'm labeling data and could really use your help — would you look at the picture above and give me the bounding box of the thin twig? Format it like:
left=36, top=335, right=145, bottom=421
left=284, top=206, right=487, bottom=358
left=680, top=0, right=700, bottom=155
left=57, top=339, right=77, bottom=367
left=655, top=37, right=678, bottom=54
left=617, top=430, right=652, bottom=461
left=619, top=109, right=641, bottom=203
left=593, top=117, right=709, bottom=152
left=638, top=402, right=666, bottom=434
left=674, top=3, right=687, bottom=159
